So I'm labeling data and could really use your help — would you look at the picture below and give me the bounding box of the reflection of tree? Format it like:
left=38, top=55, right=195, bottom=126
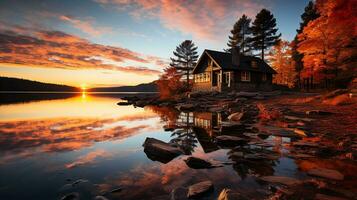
left=145, top=106, right=180, bottom=127
left=170, top=128, right=197, bottom=155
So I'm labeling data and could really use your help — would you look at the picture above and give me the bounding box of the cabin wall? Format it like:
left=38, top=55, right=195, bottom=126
left=222, top=71, right=273, bottom=92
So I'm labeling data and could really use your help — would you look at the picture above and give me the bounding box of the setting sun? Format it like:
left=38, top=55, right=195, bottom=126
left=81, top=83, right=87, bottom=91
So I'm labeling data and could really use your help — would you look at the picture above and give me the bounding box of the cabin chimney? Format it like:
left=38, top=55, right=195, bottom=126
left=232, top=46, right=240, bottom=66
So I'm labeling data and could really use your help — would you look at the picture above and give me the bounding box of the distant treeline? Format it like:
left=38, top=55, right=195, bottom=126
left=88, top=82, right=157, bottom=92
left=0, top=77, right=78, bottom=91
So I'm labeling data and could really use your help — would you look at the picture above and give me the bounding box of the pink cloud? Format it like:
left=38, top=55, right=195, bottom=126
left=96, top=0, right=267, bottom=41
left=59, top=15, right=112, bottom=37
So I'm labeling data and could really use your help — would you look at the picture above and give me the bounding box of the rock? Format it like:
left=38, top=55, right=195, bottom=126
left=143, top=137, right=183, bottom=163
left=292, top=141, right=319, bottom=148
left=109, top=187, right=123, bottom=193
left=61, top=193, right=79, bottom=200
left=288, top=154, right=314, bottom=159
left=315, top=193, right=348, bottom=200
left=253, top=95, right=265, bottom=100
left=284, top=115, right=314, bottom=122
left=236, top=92, right=259, bottom=98
left=216, top=135, right=248, bottom=147
left=234, top=97, right=247, bottom=102
left=307, top=168, right=344, bottom=180
left=294, top=128, right=309, bottom=137
left=259, top=176, right=302, bottom=186
left=227, top=112, right=244, bottom=121
left=187, top=181, right=214, bottom=199
left=117, top=101, right=131, bottom=106
left=184, top=156, right=222, bottom=169
left=170, top=187, right=188, bottom=200
left=217, top=188, right=249, bottom=200
left=71, top=179, right=88, bottom=187
left=305, top=110, right=334, bottom=115
left=94, top=196, right=109, bottom=200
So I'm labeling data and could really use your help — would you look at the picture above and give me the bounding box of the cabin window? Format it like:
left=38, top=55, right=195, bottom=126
left=224, top=72, right=231, bottom=87
left=241, top=71, right=250, bottom=82
left=195, top=72, right=210, bottom=83
left=262, top=73, right=267, bottom=81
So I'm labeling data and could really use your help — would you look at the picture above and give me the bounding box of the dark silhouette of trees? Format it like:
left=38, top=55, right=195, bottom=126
left=291, top=1, right=319, bottom=89
left=226, top=14, right=252, bottom=54
left=0, top=77, right=77, bottom=91
left=156, top=66, right=185, bottom=99
left=250, top=9, right=281, bottom=60
left=170, top=40, right=199, bottom=88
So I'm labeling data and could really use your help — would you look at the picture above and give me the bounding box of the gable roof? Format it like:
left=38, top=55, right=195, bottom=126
left=193, top=49, right=277, bottom=74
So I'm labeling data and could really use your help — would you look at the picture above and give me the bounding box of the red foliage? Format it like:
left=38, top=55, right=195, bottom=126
left=156, top=66, right=185, bottom=99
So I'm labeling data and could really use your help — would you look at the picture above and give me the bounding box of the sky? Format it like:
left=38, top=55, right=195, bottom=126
left=0, top=0, right=310, bottom=88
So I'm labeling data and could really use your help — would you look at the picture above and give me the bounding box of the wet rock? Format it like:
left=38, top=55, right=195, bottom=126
left=175, top=103, right=195, bottom=111
left=284, top=115, right=314, bottom=122
left=288, top=153, right=314, bottom=159
left=187, top=181, right=214, bottom=199
left=217, top=188, right=249, bottom=200
left=184, top=156, right=222, bottom=169
left=259, top=176, right=302, bottom=186
left=117, top=101, right=131, bottom=106
left=71, top=179, right=89, bottom=187
left=143, top=137, right=183, bottom=163
left=227, top=112, right=245, bottom=121
left=109, top=187, right=123, bottom=193
left=170, top=187, right=188, bottom=200
left=307, top=168, right=344, bottom=180
left=234, top=97, right=247, bottom=103
left=315, top=193, right=348, bottom=200
left=292, top=141, right=319, bottom=148
left=216, top=135, right=248, bottom=147
left=236, top=92, right=259, bottom=98
left=306, top=110, right=334, bottom=115
left=94, top=196, right=109, bottom=200
left=293, top=128, right=309, bottom=137
left=61, top=192, right=79, bottom=200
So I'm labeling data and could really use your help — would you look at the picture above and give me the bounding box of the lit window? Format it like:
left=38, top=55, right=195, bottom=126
left=251, top=61, right=258, bottom=68
left=262, top=73, right=267, bottom=81
left=241, top=71, right=250, bottom=82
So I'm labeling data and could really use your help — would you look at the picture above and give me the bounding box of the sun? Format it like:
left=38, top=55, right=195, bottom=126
left=81, top=83, right=87, bottom=91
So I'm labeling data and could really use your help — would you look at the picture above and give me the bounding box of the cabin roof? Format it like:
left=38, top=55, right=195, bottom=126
left=193, top=49, right=277, bottom=74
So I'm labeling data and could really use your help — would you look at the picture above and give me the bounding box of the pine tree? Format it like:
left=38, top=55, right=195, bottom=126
left=250, top=9, right=281, bottom=60
left=291, top=1, right=319, bottom=88
left=226, top=14, right=252, bottom=54
left=170, top=40, right=199, bottom=88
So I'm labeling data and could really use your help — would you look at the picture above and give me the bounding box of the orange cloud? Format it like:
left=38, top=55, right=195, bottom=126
left=0, top=25, right=165, bottom=75
left=59, top=15, right=112, bottom=37
left=96, top=0, right=266, bottom=41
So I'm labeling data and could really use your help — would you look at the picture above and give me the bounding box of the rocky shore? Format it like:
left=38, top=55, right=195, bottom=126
left=115, top=89, right=356, bottom=199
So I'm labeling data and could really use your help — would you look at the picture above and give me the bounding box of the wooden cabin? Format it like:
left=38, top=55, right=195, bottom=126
left=192, top=48, right=277, bottom=92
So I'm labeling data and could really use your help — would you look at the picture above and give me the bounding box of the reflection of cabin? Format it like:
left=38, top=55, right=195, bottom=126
left=192, top=48, right=277, bottom=92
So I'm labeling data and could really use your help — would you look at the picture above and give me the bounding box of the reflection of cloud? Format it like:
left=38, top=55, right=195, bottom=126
left=0, top=113, right=159, bottom=163
left=65, top=149, right=111, bottom=168
left=96, top=0, right=266, bottom=41
left=0, top=24, right=165, bottom=75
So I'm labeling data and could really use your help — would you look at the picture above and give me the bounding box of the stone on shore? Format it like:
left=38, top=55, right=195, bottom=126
left=170, top=187, right=188, bottom=200
left=315, top=193, right=348, bottom=200
left=175, top=103, right=195, bottom=111
left=306, top=110, right=334, bottom=115
left=227, top=112, right=245, bottom=121
left=217, top=188, right=250, bottom=200
left=216, top=135, right=248, bottom=147
left=259, top=176, right=302, bottom=186
left=61, top=193, right=79, bottom=200
left=307, top=168, right=344, bottom=180
left=187, top=181, right=214, bottom=199
left=184, top=156, right=222, bottom=169
left=143, top=137, right=183, bottom=163
left=284, top=115, right=314, bottom=122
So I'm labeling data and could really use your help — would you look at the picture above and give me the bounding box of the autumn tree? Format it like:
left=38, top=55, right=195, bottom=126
left=156, top=66, right=185, bottom=99
left=291, top=1, right=319, bottom=88
left=170, top=40, right=199, bottom=88
left=297, top=0, right=357, bottom=88
left=226, top=14, right=252, bottom=54
left=269, top=40, right=296, bottom=88
left=250, top=9, right=281, bottom=60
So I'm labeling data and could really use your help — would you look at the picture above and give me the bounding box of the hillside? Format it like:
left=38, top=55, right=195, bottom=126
left=0, top=77, right=78, bottom=91
left=89, top=81, right=157, bottom=92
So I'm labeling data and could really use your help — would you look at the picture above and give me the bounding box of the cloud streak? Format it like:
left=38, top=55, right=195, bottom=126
left=96, top=0, right=267, bottom=41
left=0, top=24, right=166, bottom=75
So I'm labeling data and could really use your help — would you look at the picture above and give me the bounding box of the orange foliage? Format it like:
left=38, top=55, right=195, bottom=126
left=322, top=93, right=354, bottom=105
left=297, top=0, right=357, bottom=83
left=257, top=103, right=282, bottom=122
left=156, top=66, right=185, bottom=99
left=269, top=40, right=296, bottom=87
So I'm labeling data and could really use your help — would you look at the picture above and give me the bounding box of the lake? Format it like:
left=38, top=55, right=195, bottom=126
left=0, top=92, right=352, bottom=200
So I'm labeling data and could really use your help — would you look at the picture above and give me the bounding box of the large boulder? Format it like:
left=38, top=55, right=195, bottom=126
left=307, top=168, right=344, bottom=180
left=143, top=137, right=183, bottom=163
left=187, top=181, right=214, bottom=199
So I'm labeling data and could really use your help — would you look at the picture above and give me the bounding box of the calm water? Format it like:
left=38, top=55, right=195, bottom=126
left=0, top=93, right=354, bottom=200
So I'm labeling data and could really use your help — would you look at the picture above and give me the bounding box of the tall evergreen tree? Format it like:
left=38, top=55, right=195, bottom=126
left=226, top=14, right=252, bottom=54
left=170, top=40, right=199, bottom=87
left=291, top=1, right=319, bottom=88
left=250, top=9, right=281, bottom=60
